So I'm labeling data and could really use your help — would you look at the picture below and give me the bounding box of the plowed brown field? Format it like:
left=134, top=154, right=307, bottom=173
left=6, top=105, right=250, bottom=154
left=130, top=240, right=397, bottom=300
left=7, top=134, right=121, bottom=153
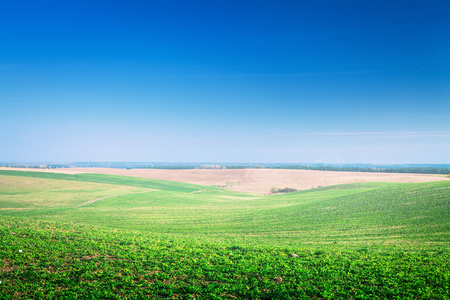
left=1, top=167, right=448, bottom=194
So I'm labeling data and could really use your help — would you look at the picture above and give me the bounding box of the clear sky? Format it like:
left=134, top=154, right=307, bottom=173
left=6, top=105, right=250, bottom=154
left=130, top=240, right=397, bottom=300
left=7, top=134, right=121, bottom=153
left=1, top=0, right=449, bottom=164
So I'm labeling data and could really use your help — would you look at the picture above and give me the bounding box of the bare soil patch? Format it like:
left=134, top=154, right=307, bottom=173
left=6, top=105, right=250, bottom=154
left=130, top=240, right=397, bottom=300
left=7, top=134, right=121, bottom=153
left=1, top=167, right=448, bottom=194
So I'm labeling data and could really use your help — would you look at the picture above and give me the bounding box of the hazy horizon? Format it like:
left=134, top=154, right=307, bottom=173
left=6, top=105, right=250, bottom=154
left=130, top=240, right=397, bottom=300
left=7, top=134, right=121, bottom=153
left=1, top=1, right=449, bottom=164
left=2, top=161, right=449, bottom=168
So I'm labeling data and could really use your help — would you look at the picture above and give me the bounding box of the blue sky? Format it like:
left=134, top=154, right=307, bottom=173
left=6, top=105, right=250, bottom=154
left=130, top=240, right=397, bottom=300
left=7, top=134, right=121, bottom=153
left=1, top=0, right=449, bottom=163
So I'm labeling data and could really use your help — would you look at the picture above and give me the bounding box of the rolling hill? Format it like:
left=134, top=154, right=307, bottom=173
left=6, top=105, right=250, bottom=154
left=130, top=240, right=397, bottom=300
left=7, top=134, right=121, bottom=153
left=1, top=170, right=449, bottom=299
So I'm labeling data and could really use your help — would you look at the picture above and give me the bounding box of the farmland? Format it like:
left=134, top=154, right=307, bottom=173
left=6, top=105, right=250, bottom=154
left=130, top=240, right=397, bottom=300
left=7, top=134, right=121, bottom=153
left=1, top=170, right=450, bottom=299
left=1, top=167, right=447, bottom=194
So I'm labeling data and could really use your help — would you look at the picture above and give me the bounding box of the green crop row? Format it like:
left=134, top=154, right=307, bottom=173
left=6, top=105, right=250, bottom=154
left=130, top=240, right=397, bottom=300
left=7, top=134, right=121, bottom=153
left=1, top=216, right=449, bottom=299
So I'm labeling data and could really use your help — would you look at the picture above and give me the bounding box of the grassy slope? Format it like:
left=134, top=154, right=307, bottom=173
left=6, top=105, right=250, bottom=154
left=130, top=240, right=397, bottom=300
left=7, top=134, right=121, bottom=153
left=0, top=170, right=205, bottom=193
left=0, top=175, right=153, bottom=210
left=1, top=171, right=448, bottom=250
left=1, top=170, right=450, bottom=299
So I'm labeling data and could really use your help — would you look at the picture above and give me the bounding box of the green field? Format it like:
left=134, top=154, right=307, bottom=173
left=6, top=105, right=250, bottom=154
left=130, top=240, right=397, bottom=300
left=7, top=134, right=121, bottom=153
left=1, top=170, right=449, bottom=299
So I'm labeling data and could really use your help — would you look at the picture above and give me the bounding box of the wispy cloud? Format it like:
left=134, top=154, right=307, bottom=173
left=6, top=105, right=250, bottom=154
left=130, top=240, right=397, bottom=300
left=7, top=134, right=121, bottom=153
left=303, top=131, right=450, bottom=138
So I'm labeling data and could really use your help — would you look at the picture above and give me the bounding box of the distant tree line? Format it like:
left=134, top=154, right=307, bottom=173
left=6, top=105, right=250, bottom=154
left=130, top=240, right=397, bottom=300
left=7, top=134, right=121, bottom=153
left=268, top=165, right=450, bottom=175
left=2, top=162, right=449, bottom=175
left=0, top=164, right=68, bottom=169
left=132, top=166, right=194, bottom=170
